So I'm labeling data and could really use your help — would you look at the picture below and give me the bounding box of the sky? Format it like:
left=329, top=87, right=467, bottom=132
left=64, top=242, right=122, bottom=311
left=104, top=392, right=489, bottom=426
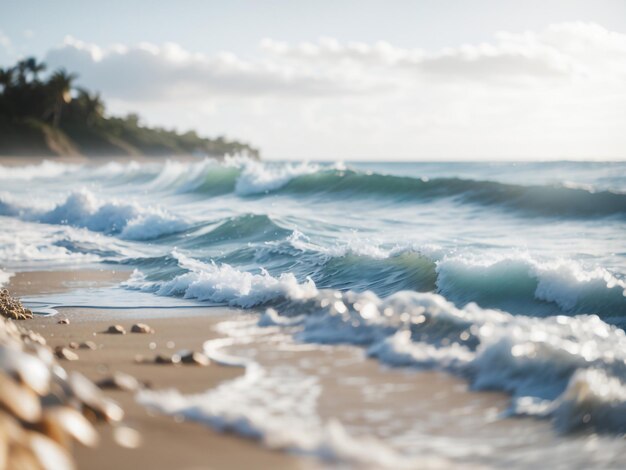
left=1, top=0, right=626, bottom=161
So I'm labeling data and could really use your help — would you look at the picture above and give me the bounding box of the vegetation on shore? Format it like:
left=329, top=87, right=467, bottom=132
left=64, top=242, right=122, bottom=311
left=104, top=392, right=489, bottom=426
left=0, top=58, right=259, bottom=159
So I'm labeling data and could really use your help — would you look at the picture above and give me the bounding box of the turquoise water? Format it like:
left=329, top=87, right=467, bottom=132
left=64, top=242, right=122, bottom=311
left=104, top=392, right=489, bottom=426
left=1, top=158, right=625, bottom=467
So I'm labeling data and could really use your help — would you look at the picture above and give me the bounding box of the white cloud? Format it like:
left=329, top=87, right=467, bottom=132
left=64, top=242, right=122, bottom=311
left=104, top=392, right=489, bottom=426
left=42, top=23, right=626, bottom=160
left=0, top=30, right=13, bottom=54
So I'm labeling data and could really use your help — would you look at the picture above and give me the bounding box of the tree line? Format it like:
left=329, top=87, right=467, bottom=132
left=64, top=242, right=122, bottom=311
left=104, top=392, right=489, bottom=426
left=0, top=58, right=259, bottom=158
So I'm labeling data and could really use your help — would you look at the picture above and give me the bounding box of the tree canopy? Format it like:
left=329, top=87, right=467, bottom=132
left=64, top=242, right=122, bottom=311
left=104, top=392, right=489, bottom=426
left=0, top=57, right=259, bottom=158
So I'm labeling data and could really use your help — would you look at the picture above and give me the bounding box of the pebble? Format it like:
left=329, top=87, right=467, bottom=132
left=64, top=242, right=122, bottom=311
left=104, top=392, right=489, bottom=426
left=0, top=298, right=127, bottom=470
left=181, top=351, right=210, bottom=366
left=106, top=325, right=126, bottom=335
left=154, top=354, right=181, bottom=365
left=0, top=289, right=33, bottom=320
left=96, top=372, right=140, bottom=392
left=57, top=318, right=70, bottom=325
left=68, top=342, right=79, bottom=349
left=131, top=323, right=154, bottom=334
left=54, top=347, right=78, bottom=361
left=79, top=341, right=97, bottom=350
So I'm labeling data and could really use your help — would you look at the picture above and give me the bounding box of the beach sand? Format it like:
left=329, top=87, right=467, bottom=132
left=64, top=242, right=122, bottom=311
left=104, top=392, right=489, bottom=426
left=9, top=270, right=314, bottom=470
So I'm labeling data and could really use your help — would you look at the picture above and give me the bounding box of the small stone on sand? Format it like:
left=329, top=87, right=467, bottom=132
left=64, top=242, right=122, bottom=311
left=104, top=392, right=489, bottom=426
left=106, top=325, right=126, bottom=335
left=154, top=354, right=181, bottom=365
left=181, top=351, right=210, bottom=366
left=79, top=341, right=97, bottom=350
left=68, top=341, right=79, bottom=349
left=54, top=346, right=78, bottom=361
left=96, top=372, right=140, bottom=392
left=57, top=318, right=70, bottom=325
left=131, top=323, right=154, bottom=334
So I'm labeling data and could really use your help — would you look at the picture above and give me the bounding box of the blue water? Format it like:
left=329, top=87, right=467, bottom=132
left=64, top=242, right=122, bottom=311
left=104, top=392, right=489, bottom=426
left=1, top=158, right=626, bottom=467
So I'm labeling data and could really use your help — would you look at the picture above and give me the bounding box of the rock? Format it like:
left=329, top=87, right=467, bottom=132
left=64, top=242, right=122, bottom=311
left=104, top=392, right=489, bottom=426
left=54, top=347, right=78, bottom=361
left=27, top=431, right=75, bottom=470
left=130, top=323, right=154, bottom=334
left=68, top=342, right=79, bottom=350
left=181, top=351, right=210, bottom=366
left=68, top=372, right=124, bottom=423
left=0, top=289, right=33, bottom=320
left=39, top=407, right=99, bottom=448
left=79, top=341, right=97, bottom=350
left=96, top=372, right=140, bottom=392
left=113, top=426, right=143, bottom=449
left=0, top=374, right=42, bottom=422
left=105, top=325, right=126, bottom=335
left=57, top=319, right=70, bottom=325
left=21, top=331, right=46, bottom=346
left=154, top=354, right=181, bottom=365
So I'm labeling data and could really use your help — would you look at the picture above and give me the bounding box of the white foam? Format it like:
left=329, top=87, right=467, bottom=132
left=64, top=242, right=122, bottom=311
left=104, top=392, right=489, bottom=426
left=0, top=160, right=81, bottom=181
left=251, top=288, right=626, bottom=433
left=0, top=189, right=188, bottom=240
left=435, top=253, right=626, bottom=315
left=234, top=160, right=319, bottom=196
left=126, top=251, right=318, bottom=308
left=0, top=268, right=13, bottom=287
left=137, top=332, right=445, bottom=469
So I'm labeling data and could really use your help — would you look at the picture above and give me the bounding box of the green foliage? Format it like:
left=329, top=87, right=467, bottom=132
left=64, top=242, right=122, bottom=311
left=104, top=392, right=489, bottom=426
left=0, top=57, right=259, bottom=158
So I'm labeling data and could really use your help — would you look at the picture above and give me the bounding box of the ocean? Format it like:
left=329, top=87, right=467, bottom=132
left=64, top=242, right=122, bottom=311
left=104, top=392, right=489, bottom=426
left=1, top=158, right=625, bottom=468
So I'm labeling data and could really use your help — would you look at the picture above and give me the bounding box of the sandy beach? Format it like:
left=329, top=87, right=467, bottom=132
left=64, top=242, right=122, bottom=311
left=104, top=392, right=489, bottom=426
left=8, top=270, right=313, bottom=470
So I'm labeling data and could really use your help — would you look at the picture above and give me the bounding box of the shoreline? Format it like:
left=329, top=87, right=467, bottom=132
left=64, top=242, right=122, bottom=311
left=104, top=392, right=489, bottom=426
left=6, top=269, right=312, bottom=470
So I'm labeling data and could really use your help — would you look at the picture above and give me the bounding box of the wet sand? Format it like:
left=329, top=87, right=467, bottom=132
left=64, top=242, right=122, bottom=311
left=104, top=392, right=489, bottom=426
left=30, top=307, right=314, bottom=470
left=8, top=269, right=315, bottom=470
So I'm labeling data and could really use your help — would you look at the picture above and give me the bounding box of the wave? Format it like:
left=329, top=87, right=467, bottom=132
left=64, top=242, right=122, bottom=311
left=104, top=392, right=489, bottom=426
left=123, top=251, right=317, bottom=308
left=143, top=160, right=626, bottom=218
left=0, top=189, right=189, bottom=240
left=180, top=214, right=293, bottom=248
left=435, top=255, right=626, bottom=318
left=16, top=159, right=622, bottom=219
left=270, top=169, right=626, bottom=218
left=125, top=240, right=626, bottom=319
left=0, top=160, right=82, bottom=180
left=281, top=235, right=626, bottom=318
left=124, top=255, right=626, bottom=434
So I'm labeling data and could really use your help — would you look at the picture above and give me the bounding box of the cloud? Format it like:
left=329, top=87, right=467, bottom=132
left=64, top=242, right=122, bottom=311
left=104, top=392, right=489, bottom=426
left=0, top=30, right=13, bottom=55
left=41, top=22, right=626, bottom=160
left=45, top=36, right=371, bottom=102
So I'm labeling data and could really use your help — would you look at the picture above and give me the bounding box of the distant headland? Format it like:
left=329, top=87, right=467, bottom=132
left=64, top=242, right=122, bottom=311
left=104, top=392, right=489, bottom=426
left=0, top=58, right=259, bottom=159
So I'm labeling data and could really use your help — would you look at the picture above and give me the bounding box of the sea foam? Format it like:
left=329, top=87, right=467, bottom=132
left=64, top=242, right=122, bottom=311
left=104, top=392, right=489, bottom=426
left=124, top=251, right=318, bottom=307
left=0, top=189, right=188, bottom=240
left=123, top=252, right=626, bottom=433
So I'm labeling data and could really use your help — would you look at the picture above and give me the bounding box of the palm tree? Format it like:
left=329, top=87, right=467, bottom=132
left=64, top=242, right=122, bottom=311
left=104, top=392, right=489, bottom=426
left=46, top=69, right=77, bottom=127
left=24, top=57, right=46, bottom=82
left=75, top=88, right=104, bottom=126
left=0, top=67, right=13, bottom=91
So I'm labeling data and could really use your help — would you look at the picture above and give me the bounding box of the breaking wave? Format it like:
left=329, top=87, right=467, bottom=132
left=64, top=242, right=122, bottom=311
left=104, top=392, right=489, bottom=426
left=125, top=252, right=626, bottom=434
left=0, top=189, right=189, bottom=240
